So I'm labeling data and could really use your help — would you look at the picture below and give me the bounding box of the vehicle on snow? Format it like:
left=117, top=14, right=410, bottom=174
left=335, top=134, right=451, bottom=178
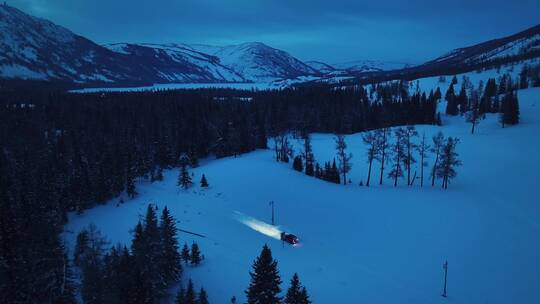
left=280, top=232, right=300, bottom=245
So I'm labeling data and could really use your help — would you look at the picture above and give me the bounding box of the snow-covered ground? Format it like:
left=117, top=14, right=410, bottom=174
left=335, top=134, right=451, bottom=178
left=64, top=88, right=540, bottom=303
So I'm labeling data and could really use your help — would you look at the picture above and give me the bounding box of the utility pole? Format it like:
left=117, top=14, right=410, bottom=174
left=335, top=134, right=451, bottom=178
left=269, top=201, right=275, bottom=225
left=442, top=260, right=448, bottom=298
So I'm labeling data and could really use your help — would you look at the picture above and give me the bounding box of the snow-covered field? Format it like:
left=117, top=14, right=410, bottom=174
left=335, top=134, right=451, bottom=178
left=65, top=88, right=540, bottom=303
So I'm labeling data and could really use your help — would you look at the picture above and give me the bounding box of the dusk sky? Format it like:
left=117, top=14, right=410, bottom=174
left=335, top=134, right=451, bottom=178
left=9, top=0, right=540, bottom=64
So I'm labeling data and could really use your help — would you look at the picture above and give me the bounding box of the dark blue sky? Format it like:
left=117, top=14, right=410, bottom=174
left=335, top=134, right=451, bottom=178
left=10, top=0, right=540, bottom=64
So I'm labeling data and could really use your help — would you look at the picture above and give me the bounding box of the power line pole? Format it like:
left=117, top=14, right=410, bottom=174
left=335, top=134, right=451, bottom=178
left=442, top=260, right=448, bottom=298
left=269, top=201, right=275, bottom=225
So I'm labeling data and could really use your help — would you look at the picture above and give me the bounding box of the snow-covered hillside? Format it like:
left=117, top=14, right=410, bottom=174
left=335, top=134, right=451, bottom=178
left=65, top=87, right=540, bottom=303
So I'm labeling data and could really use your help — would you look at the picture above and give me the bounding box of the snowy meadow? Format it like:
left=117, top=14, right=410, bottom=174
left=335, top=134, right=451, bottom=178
left=65, top=88, right=540, bottom=303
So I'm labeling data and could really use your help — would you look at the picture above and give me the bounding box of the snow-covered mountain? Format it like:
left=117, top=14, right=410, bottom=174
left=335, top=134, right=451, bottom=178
left=305, top=60, right=413, bottom=75
left=201, top=42, right=318, bottom=82
left=332, top=60, right=413, bottom=73
left=424, top=24, right=540, bottom=69
left=105, top=42, right=319, bottom=83
left=1, top=3, right=540, bottom=87
left=0, top=4, right=318, bottom=84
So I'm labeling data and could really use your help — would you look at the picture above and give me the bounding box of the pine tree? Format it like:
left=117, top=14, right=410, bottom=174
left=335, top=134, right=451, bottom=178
left=79, top=224, right=108, bottom=304
left=331, top=159, right=340, bottom=184
left=377, top=127, right=390, bottom=185
left=58, top=251, right=77, bottom=304
left=480, top=78, right=498, bottom=114
left=335, top=135, right=352, bottom=185
left=467, top=89, right=481, bottom=134
left=178, top=163, right=193, bottom=190
left=190, top=242, right=202, bottom=265
left=292, top=155, right=304, bottom=172
left=520, top=65, right=529, bottom=89
left=176, top=287, right=186, bottom=304
left=159, top=206, right=182, bottom=283
left=284, top=273, right=311, bottom=304
left=434, top=87, right=442, bottom=100
left=199, top=287, right=209, bottom=304
left=185, top=279, right=196, bottom=304
left=362, top=131, right=379, bottom=187
left=181, top=243, right=191, bottom=264
left=74, top=228, right=90, bottom=267
left=500, top=91, right=520, bottom=127
left=417, top=133, right=430, bottom=187
left=301, top=133, right=315, bottom=176
left=200, top=174, right=209, bottom=188
left=445, top=83, right=458, bottom=115
left=126, top=173, right=137, bottom=199
left=314, top=163, right=322, bottom=179
left=388, top=128, right=406, bottom=187
left=436, top=137, right=462, bottom=189
left=300, top=288, right=311, bottom=304
left=245, top=245, right=282, bottom=304
left=458, top=85, right=469, bottom=115
left=130, top=205, right=165, bottom=301
left=404, top=126, right=418, bottom=186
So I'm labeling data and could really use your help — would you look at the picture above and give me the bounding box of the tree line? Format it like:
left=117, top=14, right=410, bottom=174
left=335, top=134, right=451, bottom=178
left=289, top=126, right=461, bottom=189
left=443, top=74, right=520, bottom=133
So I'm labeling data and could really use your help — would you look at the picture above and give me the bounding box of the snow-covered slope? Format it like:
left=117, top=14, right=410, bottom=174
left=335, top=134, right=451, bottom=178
left=65, top=86, right=540, bottom=303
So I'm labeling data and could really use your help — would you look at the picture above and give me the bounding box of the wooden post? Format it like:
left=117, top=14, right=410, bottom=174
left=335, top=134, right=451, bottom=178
left=442, top=260, right=448, bottom=298
left=269, top=201, right=275, bottom=225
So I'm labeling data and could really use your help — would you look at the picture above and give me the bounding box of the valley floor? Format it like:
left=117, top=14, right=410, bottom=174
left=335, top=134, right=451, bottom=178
left=65, top=88, right=540, bottom=304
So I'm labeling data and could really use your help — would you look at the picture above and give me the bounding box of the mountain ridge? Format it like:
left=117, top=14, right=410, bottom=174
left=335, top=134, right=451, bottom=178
left=1, top=3, right=539, bottom=88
